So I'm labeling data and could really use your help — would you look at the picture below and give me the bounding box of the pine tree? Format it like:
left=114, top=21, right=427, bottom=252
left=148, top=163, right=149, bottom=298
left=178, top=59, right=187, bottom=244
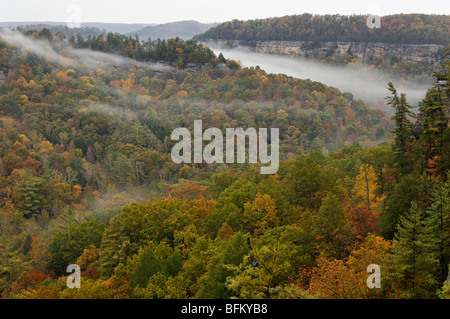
left=415, top=70, right=449, bottom=176
left=386, top=82, right=415, bottom=174
left=0, top=236, right=30, bottom=294
left=98, top=216, right=131, bottom=279
left=426, top=175, right=450, bottom=283
left=393, top=201, right=440, bottom=298
left=129, top=247, right=162, bottom=288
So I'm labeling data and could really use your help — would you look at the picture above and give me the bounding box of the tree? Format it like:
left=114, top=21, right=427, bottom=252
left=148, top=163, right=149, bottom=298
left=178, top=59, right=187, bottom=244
left=243, top=193, right=280, bottom=236
left=110, top=153, right=134, bottom=188
left=129, top=246, right=162, bottom=289
left=381, top=174, right=421, bottom=239
left=48, top=220, right=106, bottom=275
left=76, top=245, right=101, bottom=280
left=312, top=192, right=351, bottom=258
left=226, top=231, right=296, bottom=299
left=417, top=64, right=449, bottom=171
left=353, top=163, right=382, bottom=211
left=197, top=232, right=247, bottom=299
left=10, top=269, right=48, bottom=296
left=285, top=156, right=335, bottom=210
left=386, top=82, right=415, bottom=174
left=426, top=176, right=450, bottom=283
left=98, top=215, right=131, bottom=279
left=0, top=236, right=30, bottom=294
left=392, top=201, right=440, bottom=298
left=14, top=175, right=49, bottom=219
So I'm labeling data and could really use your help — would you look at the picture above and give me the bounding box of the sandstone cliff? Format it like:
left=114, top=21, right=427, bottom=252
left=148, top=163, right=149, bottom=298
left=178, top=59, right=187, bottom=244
left=207, top=40, right=446, bottom=65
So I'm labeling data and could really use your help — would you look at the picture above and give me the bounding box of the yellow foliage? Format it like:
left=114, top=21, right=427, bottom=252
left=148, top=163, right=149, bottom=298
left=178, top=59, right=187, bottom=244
left=18, top=134, right=31, bottom=146
left=353, top=164, right=382, bottom=210
left=20, top=95, right=29, bottom=103
left=57, top=71, right=67, bottom=79
left=243, top=193, right=280, bottom=236
left=12, top=140, right=26, bottom=150
left=72, top=185, right=82, bottom=200
left=39, top=140, right=54, bottom=154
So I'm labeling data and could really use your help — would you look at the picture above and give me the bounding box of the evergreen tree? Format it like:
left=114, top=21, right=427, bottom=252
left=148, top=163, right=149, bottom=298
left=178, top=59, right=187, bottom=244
left=386, top=82, right=415, bottom=175
left=393, top=202, right=440, bottom=298
left=197, top=232, right=247, bottom=298
left=426, top=175, right=450, bottom=282
left=416, top=70, right=449, bottom=175
left=381, top=174, right=421, bottom=239
left=98, top=215, right=131, bottom=279
left=48, top=220, right=106, bottom=275
left=0, top=236, right=30, bottom=294
left=129, top=247, right=162, bottom=288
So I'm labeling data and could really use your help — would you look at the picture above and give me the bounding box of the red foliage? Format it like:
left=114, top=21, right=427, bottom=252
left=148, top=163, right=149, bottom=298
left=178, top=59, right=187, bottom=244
left=10, top=270, right=49, bottom=294
left=347, top=208, right=380, bottom=238
left=426, top=155, right=441, bottom=176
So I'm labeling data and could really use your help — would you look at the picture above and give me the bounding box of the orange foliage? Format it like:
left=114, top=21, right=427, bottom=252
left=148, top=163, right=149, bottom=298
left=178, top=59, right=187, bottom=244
left=11, top=270, right=49, bottom=295
left=169, top=184, right=208, bottom=200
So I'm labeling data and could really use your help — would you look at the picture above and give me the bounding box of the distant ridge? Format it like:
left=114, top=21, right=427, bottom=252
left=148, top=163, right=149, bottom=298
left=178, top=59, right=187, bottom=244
left=0, top=20, right=218, bottom=40
left=129, top=20, right=219, bottom=40
left=195, top=13, right=450, bottom=45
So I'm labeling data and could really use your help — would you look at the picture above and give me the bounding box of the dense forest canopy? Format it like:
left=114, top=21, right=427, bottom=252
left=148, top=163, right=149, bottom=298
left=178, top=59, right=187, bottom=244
left=195, top=13, right=450, bottom=45
left=22, top=29, right=217, bottom=69
left=195, top=14, right=449, bottom=83
left=0, top=28, right=449, bottom=299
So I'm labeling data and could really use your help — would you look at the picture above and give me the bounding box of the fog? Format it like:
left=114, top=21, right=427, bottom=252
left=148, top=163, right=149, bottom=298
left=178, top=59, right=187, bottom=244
left=0, top=28, right=73, bottom=65
left=0, top=28, right=172, bottom=72
left=211, top=45, right=433, bottom=113
left=0, top=29, right=433, bottom=115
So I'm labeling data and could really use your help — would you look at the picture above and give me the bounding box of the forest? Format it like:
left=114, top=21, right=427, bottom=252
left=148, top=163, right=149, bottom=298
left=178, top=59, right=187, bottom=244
left=195, top=14, right=450, bottom=45
left=195, top=14, right=450, bottom=81
left=0, top=28, right=449, bottom=299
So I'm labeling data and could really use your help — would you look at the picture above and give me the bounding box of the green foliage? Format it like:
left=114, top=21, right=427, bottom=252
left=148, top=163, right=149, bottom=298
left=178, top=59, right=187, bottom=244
left=386, top=82, right=415, bottom=174
left=130, top=247, right=163, bottom=288
left=0, top=29, right=448, bottom=300
left=98, top=215, right=131, bottom=278
left=15, top=176, right=50, bottom=219
left=48, top=220, right=106, bottom=274
left=284, top=155, right=336, bottom=210
left=197, top=232, right=248, bottom=298
left=312, top=193, right=350, bottom=258
left=381, top=174, right=421, bottom=239
left=195, top=13, right=450, bottom=45
left=0, top=236, right=30, bottom=294
left=426, top=175, right=450, bottom=282
left=73, top=33, right=216, bottom=68
left=392, top=202, right=440, bottom=298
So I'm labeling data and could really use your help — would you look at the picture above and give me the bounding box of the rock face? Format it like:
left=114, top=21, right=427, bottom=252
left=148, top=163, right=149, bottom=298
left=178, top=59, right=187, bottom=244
left=0, top=71, right=6, bottom=83
left=207, top=40, right=446, bottom=65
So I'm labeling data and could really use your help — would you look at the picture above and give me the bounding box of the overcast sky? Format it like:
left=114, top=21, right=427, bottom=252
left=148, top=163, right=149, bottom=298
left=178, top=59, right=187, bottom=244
left=0, top=0, right=448, bottom=24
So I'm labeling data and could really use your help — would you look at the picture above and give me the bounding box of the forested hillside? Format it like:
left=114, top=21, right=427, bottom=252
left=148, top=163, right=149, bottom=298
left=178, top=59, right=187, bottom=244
left=0, top=29, right=449, bottom=299
left=2, top=20, right=218, bottom=41
left=195, top=14, right=450, bottom=44
left=131, top=21, right=219, bottom=40
left=195, top=14, right=449, bottom=81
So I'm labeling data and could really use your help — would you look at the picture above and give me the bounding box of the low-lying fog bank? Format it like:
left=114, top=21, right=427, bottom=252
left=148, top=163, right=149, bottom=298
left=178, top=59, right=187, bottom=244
left=210, top=45, right=432, bottom=114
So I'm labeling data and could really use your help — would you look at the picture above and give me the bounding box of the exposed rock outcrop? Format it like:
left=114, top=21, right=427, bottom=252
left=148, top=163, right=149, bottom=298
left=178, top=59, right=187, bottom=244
left=207, top=40, right=446, bottom=65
